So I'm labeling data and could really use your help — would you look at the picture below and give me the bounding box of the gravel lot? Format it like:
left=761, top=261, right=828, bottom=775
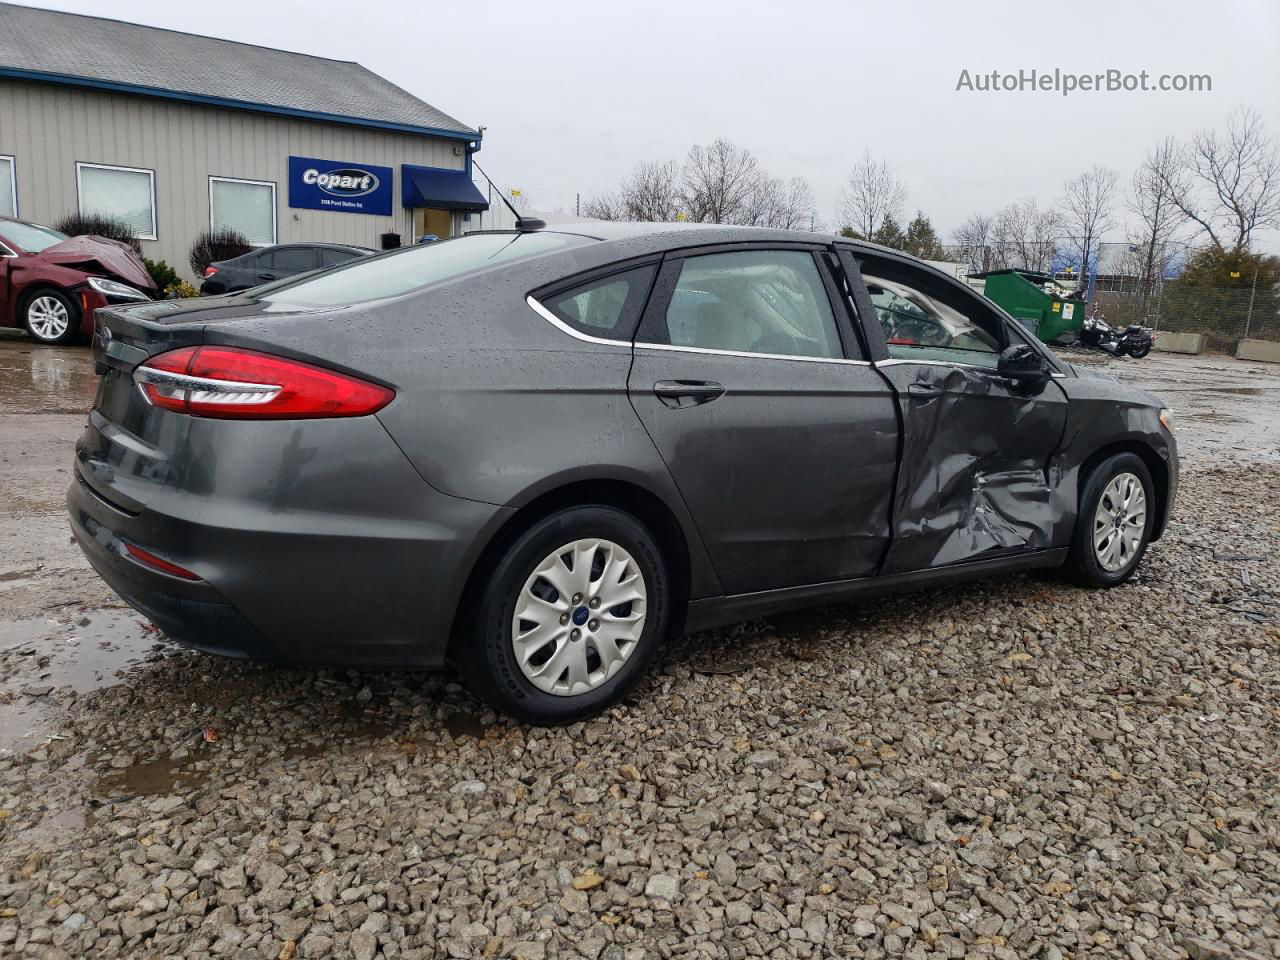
left=1, top=337, right=1278, bottom=959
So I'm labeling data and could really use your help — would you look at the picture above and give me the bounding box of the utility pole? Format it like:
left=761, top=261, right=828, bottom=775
left=1244, top=260, right=1260, bottom=339
left=576, top=193, right=580, bottom=217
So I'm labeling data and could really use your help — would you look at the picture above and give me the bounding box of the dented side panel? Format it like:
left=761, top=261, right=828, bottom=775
left=876, top=362, right=1071, bottom=574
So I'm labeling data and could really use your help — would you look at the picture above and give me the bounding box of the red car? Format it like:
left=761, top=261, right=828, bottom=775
left=0, top=217, right=156, bottom=345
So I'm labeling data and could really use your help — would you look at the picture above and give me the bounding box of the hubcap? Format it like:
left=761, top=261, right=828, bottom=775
left=28, top=296, right=70, bottom=341
left=512, top=538, right=647, bottom=697
left=1093, top=472, right=1147, bottom=572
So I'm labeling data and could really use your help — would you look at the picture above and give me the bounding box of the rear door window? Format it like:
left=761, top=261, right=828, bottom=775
left=654, top=250, right=844, bottom=360
left=545, top=265, right=657, bottom=339
left=271, top=247, right=319, bottom=273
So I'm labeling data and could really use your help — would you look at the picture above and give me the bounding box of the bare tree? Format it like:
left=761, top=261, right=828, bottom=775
left=1061, top=165, right=1118, bottom=281
left=1124, top=138, right=1186, bottom=304
left=952, top=213, right=995, bottom=273
left=618, top=160, right=682, bottom=222
left=992, top=198, right=1061, bottom=272
left=581, top=191, right=623, bottom=221
left=1159, top=108, right=1280, bottom=252
left=681, top=139, right=765, bottom=225
left=837, top=150, right=906, bottom=238
left=748, top=176, right=818, bottom=230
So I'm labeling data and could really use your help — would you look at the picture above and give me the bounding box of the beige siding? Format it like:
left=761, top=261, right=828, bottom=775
left=0, top=79, right=468, bottom=278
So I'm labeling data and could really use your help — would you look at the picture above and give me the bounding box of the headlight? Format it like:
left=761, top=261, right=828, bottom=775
left=87, top=276, right=150, bottom=302
left=1159, top=408, right=1174, bottom=432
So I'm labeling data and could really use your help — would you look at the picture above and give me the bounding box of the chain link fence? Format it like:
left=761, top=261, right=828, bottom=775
left=940, top=240, right=1278, bottom=353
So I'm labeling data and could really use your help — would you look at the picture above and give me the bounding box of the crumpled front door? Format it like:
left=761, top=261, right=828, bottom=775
left=876, top=360, right=1071, bottom=575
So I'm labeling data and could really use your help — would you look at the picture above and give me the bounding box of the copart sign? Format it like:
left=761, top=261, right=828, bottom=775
left=288, top=156, right=393, bottom=216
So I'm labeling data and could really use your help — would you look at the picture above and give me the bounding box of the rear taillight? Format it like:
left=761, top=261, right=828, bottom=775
left=203, top=266, right=218, bottom=277
left=134, top=346, right=394, bottom=419
left=123, top=542, right=201, bottom=580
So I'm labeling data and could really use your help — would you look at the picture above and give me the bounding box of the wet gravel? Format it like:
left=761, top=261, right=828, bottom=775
left=1, top=339, right=1279, bottom=958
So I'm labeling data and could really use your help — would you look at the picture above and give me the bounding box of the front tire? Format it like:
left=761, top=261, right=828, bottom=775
left=456, top=506, right=670, bottom=724
left=23, top=288, right=80, bottom=345
left=1064, top=453, right=1155, bottom=587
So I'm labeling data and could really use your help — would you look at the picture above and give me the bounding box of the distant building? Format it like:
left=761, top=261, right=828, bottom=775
left=0, top=3, right=490, bottom=278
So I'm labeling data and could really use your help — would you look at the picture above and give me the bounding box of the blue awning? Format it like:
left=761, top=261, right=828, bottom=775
left=401, top=164, right=490, bottom=211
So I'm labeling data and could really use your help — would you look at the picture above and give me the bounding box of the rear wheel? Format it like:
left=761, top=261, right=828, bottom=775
left=456, top=506, right=670, bottom=724
left=1064, top=452, right=1154, bottom=587
left=1125, top=340, right=1152, bottom=359
left=23, top=289, right=80, bottom=345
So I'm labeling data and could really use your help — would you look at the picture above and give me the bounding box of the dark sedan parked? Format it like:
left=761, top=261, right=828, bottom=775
left=199, top=242, right=372, bottom=295
left=71, top=224, right=1177, bottom=723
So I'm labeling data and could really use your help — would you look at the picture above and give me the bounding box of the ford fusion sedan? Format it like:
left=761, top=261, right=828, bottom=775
left=199, top=242, right=373, bottom=295
left=70, top=224, right=1177, bottom=723
left=0, top=217, right=154, bottom=344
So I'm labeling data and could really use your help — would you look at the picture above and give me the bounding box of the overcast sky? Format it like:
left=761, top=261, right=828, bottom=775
left=17, top=0, right=1280, bottom=249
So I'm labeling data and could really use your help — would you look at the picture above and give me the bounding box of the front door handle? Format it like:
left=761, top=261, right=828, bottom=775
left=907, top=382, right=942, bottom=398
left=653, top=380, right=725, bottom=408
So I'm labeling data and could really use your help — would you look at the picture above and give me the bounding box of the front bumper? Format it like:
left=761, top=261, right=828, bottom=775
left=69, top=412, right=511, bottom=668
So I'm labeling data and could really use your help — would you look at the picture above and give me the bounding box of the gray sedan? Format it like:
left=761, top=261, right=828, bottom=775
left=70, top=223, right=1177, bottom=723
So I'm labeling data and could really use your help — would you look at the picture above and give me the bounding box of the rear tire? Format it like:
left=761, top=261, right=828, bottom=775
left=1126, top=340, right=1152, bottom=359
left=23, top=288, right=80, bottom=345
left=1063, top=452, right=1155, bottom=587
left=455, top=506, right=670, bottom=724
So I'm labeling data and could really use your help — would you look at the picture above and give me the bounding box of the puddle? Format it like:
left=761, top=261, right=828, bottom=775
left=444, top=710, right=489, bottom=739
left=0, top=338, right=98, bottom=415
left=95, top=755, right=212, bottom=800
left=0, top=611, right=161, bottom=754
left=1183, top=411, right=1244, bottom=423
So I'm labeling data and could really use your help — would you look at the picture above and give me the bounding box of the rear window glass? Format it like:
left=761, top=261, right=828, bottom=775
left=260, top=232, right=589, bottom=307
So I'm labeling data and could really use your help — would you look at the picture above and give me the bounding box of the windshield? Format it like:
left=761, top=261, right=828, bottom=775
left=0, top=221, right=69, bottom=254
left=259, top=232, right=591, bottom=307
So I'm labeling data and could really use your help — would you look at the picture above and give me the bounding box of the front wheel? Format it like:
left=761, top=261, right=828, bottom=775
left=456, top=506, right=670, bottom=724
left=23, top=289, right=81, bottom=345
left=1063, top=453, right=1155, bottom=587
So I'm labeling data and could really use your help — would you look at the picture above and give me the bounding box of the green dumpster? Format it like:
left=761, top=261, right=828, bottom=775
left=971, top=269, right=1084, bottom=343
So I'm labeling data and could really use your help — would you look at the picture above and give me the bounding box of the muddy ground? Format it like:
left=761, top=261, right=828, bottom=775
left=0, top=333, right=1277, bottom=959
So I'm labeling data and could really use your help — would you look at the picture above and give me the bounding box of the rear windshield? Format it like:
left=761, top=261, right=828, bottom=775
left=0, top=221, right=68, bottom=253
left=259, top=232, right=590, bottom=307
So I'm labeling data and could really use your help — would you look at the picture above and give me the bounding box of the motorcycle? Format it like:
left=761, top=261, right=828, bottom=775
left=1078, top=313, right=1156, bottom=359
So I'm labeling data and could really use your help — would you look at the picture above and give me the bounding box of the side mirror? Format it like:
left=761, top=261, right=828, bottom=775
left=997, top=343, right=1050, bottom=384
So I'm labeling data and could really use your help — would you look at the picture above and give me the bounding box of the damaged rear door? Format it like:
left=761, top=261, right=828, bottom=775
left=843, top=251, right=1070, bottom=574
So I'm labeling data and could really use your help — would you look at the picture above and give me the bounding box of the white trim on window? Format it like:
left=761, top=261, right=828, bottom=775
left=208, top=176, right=277, bottom=247
left=75, top=161, right=158, bottom=240
left=0, top=154, right=16, bottom=218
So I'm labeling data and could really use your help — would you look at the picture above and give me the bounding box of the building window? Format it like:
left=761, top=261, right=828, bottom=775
left=0, top=156, right=16, bottom=218
left=76, top=162, right=157, bottom=240
left=209, top=177, right=276, bottom=246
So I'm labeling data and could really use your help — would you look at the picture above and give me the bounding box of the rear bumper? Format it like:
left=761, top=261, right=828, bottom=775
left=69, top=413, right=511, bottom=668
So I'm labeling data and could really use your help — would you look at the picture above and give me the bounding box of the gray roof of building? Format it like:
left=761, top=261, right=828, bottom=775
left=0, top=3, right=478, bottom=138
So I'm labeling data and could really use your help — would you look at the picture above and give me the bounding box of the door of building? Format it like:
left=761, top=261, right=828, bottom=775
left=414, top=208, right=451, bottom=242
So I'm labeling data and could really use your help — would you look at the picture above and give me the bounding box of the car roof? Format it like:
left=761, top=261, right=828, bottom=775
left=530, top=221, right=916, bottom=262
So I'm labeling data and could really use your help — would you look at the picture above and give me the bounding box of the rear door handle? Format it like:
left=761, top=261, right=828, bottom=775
left=653, top=380, right=725, bottom=408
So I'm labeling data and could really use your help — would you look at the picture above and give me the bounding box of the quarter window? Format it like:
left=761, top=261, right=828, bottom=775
left=863, top=271, right=1002, bottom=366
left=659, top=250, right=843, bottom=360
left=546, top=265, right=657, bottom=338
left=76, top=163, right=157, bottom=240
left=0, top=156, right=15, bottom=218
left=210, top=177, right=276, bottom=247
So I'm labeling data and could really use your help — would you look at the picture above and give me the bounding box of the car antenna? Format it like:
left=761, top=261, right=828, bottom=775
left=474, top=161, right=544, bottom=232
